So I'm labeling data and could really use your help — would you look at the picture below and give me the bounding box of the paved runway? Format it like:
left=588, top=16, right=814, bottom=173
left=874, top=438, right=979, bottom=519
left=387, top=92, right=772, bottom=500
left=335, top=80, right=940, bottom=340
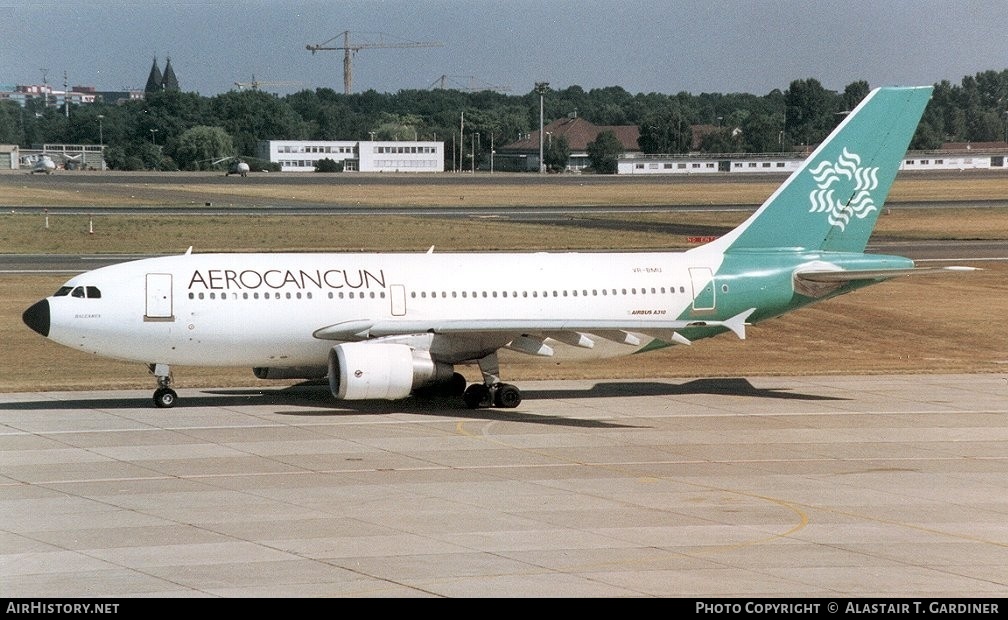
left=2, top=374, right=1008, bottom=598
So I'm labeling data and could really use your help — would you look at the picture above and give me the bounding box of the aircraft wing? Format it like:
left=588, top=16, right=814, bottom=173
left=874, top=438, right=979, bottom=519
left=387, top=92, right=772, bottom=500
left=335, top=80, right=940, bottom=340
left=313, top=308, right=757, bottom=357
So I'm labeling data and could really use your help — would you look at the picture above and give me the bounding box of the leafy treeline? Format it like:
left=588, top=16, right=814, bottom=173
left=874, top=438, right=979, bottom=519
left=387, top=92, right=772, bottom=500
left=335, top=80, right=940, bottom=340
left=1, top=70, right=1007, bottom=171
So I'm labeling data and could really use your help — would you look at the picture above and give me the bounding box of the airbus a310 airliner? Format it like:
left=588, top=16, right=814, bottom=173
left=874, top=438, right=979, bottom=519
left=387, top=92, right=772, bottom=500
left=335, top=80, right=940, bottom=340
left=24, top=86, right=963, bottom=409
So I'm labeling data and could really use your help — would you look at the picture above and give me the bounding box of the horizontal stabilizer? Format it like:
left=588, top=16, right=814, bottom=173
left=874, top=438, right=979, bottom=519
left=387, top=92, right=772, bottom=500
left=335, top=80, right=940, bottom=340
left=683, top=308, right=755, bottom=340
left=796, top=265, right=981, bottom=283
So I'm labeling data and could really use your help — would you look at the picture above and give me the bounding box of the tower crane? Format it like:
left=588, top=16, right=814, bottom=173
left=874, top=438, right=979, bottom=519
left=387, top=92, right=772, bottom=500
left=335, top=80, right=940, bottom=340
left=307, top=30, right=442, bottom=95
left=431, top=74, right=510, bottom=93
left=233, top=76, right=304, bottom=92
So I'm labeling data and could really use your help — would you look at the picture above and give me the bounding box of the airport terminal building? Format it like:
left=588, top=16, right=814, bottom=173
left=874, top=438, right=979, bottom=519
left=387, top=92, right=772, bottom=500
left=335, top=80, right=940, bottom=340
left=257, top=140, right=444, bottom=173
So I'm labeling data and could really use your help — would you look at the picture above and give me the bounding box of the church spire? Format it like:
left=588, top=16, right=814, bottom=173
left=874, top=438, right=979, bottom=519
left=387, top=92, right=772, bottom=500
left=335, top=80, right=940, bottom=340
left=144, top=56, right=163, bottom=93
left=161, top=56, right=179, bottom=92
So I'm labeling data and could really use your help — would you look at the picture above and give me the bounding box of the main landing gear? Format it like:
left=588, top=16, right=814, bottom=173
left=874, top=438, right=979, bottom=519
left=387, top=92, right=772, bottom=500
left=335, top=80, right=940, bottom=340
left=143, top=357, right=522, bottom=410
left=462, top=352, right=522, bottom=409
left=149, top=363, right=178, bottom=408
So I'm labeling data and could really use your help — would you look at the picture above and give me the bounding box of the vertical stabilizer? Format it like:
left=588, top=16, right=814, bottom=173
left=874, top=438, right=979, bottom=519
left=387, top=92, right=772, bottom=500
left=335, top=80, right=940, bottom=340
left=702, top=86, right=933, bottom=254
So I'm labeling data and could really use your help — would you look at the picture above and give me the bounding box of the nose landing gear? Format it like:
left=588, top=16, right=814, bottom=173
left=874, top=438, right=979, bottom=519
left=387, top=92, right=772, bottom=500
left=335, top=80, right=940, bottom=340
left=149, top=363, right=178, bottom=408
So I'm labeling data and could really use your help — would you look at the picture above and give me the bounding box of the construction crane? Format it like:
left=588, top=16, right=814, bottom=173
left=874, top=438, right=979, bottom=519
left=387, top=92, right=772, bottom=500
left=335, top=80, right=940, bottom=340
left=307, top=30, right=442, bottom=95
left=431, top=74, right=510, bottom=93
left=234, top=76, right=304, bottom=92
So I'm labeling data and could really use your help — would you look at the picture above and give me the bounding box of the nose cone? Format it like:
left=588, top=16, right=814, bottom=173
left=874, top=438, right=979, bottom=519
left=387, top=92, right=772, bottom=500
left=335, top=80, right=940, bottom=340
left=22, top=299, right=50, bottom=337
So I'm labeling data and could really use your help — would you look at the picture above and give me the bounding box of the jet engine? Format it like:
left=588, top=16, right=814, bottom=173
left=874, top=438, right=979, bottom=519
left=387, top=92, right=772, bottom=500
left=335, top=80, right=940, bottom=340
left=328, top=342, right=455, bottom=400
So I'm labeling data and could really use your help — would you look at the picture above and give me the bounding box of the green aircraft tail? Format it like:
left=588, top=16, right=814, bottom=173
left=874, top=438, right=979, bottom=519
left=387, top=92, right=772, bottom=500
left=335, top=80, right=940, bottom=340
left=704, top=86, right=933, bottom=254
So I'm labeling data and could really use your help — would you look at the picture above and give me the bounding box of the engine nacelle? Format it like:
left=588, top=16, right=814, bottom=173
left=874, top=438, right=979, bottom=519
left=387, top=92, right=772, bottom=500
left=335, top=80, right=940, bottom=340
left=328, top=342, right=454, bottom=400
left=253, top=366, right=327, bottom=380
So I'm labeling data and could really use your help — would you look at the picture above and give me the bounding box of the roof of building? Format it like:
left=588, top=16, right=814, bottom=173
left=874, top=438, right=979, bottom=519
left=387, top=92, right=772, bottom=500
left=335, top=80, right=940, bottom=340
left=499, top=116, right=640, bottom=153
left=939, top=141, right=1008, bottom=152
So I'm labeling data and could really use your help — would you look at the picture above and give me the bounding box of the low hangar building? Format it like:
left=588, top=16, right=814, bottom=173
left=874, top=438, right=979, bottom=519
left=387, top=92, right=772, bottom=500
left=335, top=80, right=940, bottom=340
left=257, top=140, right=444, bottom=172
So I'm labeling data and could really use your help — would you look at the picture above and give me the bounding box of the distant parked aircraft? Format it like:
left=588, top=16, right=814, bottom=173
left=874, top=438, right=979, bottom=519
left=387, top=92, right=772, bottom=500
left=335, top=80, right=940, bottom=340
left=29, top=155, right=55, bottom=174
left=203, top=156, right=250, bottom=177
left=29, top=153, right=84, bottom=174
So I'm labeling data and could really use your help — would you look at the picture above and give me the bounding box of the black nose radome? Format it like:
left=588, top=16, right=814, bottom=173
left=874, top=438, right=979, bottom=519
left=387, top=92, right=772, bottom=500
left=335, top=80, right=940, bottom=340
left=22, top=300, right=50, bottom=337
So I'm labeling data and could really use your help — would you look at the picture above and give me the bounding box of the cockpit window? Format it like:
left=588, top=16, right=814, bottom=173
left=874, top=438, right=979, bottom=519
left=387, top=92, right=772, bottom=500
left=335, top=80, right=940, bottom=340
left=56, top=285, right=101, bottom=298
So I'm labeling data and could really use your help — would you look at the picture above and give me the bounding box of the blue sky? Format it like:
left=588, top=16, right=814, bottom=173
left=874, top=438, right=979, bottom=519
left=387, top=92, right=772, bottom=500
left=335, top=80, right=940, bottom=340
left=2, top=0, right=1007, bottom=97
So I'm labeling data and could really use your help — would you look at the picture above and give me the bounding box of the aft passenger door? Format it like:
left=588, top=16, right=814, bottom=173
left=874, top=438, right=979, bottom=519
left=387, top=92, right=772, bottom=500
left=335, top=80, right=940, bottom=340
left=145, top=273, right=175, bottom=321
left=689, top=267, right=716, bottom=312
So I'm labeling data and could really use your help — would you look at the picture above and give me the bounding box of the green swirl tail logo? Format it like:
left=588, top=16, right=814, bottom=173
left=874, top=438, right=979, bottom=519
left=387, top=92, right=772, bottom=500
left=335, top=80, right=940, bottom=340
left=807, top=147, right=879, bottom=231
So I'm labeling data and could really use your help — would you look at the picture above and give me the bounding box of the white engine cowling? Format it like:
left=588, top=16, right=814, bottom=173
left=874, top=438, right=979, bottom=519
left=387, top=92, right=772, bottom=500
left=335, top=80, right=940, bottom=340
left=328, top=342, right=454, bottom=400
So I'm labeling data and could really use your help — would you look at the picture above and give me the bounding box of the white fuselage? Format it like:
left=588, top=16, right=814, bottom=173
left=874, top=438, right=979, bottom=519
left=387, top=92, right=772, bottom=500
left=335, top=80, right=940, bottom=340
left=46, top=250, right=725, bottom=368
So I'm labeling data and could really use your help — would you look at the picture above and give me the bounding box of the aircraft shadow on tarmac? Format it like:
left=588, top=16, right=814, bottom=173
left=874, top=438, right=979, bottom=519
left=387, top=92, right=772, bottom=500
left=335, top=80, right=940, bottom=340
left=0, top=378, right=847, bottom=429
left=522, top=377, right=848, bottom=401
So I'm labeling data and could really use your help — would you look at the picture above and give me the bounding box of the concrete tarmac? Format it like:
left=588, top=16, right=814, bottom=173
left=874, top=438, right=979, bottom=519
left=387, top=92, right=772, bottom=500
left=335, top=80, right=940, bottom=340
left=2, top=374, right=1008, bottom=598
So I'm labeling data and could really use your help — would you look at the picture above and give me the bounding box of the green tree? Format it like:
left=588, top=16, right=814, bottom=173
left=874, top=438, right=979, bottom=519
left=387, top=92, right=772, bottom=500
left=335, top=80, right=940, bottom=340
left=910, top=118, right=945, bottom=150
left=315, top=157, right=343, bottom=172
left=698, top=128, right=740, bottom=153
left=137, top=141, right=164, bottom=170
left=543, top=134, right=570, bottom=172
left=738, top=112, right=780, bottom=153
left=0, top=101, right=22, bottom=144
left=586, top=130, right=623, bottom=174
left=31, top=107, right=70, bottom=145
left=175, top=126, right=235, bottom=170
left=373, top=112, right=423, bottom=140
left=209, top=90, right=309, bottom=156
left=127, top=90, right=208, bottom=164
left=966, top=108, right=1005, bottom=142
left=785, top=78, right=838, bottom=147
left=638, top=108, right=691, bottom=153
left=842, top=80, right=871, bottom=113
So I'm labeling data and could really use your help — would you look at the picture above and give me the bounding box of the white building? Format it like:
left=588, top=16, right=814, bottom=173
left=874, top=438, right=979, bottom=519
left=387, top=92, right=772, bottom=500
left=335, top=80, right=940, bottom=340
left=0, top=144, right=19, bottom=170
left=618, top=155, right=722, bottom=175
left=618, top=149, right=1008, bottom=175
left=618, top=153, right=804, bottom=175
left=900, top=153, right=1004, bottom=171
left=257, top=140, right=444, bottom=173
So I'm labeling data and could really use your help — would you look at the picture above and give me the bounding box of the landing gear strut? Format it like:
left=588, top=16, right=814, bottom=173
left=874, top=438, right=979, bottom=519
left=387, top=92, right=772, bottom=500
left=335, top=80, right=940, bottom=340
left=462, top=353, right=522, bottom=409
left=149, top=363, right=178, bottom=408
